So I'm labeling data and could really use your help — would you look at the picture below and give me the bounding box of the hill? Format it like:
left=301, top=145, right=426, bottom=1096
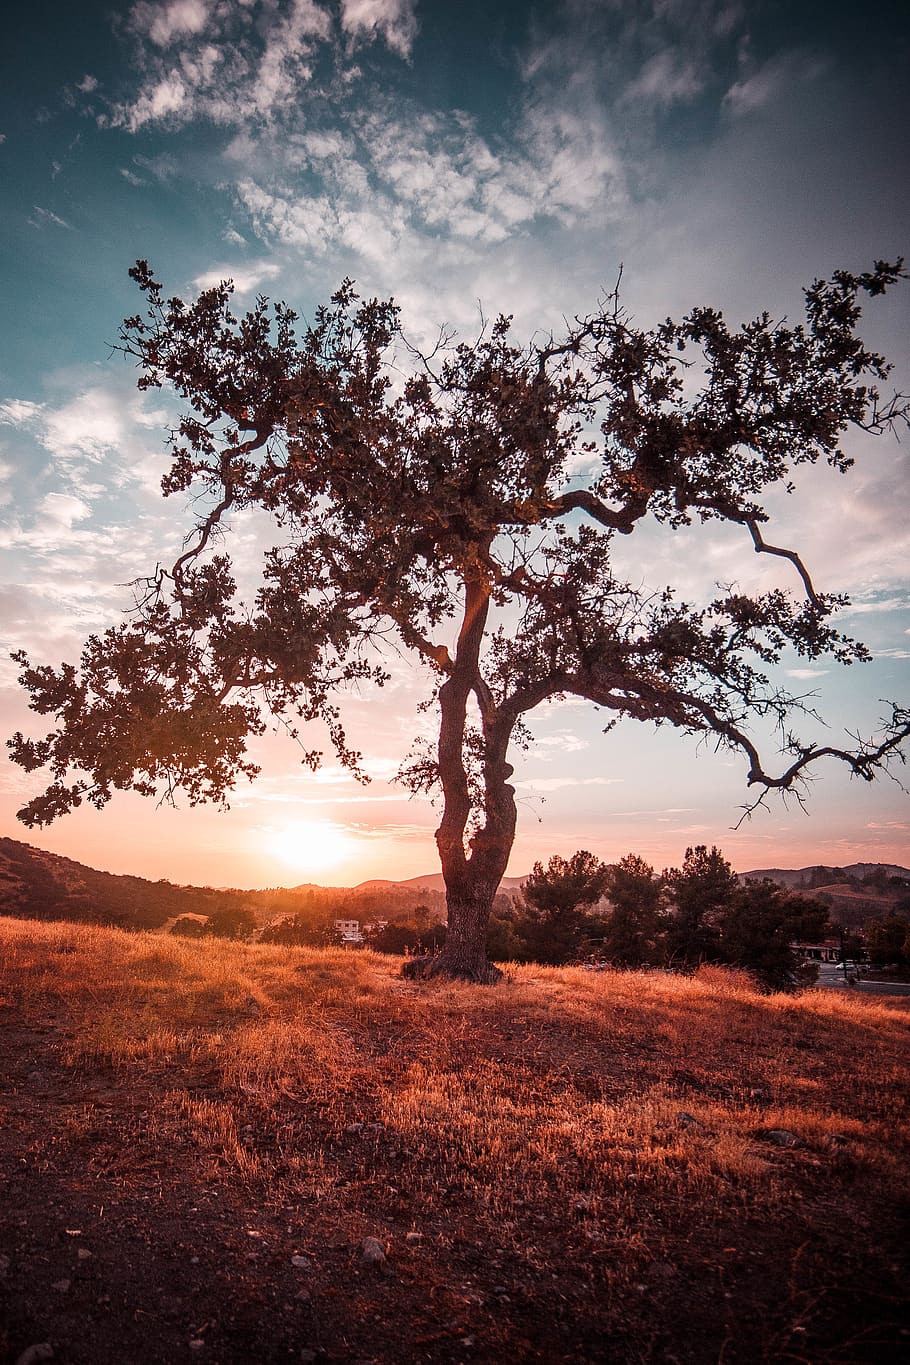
left=1, top=916, right=908, bottom=1363
left=3, top=837, right=908, bottom=939
left=743, top=862, right=910, bottom=887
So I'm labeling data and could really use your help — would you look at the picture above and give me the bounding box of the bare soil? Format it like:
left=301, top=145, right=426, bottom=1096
left=1, top=922, right=909, bottom=1365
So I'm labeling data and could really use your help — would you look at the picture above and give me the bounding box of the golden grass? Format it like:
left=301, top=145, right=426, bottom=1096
left=3, top=917, right=909, bottom=1220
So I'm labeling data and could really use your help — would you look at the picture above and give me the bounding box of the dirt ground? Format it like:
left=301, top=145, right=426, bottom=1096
left=2, top=934, right=909, bottom=1364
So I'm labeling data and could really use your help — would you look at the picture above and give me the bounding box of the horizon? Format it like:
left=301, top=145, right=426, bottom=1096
left=1, top=1, right=909, bottom=887
left=5, top=832, right=909, bottom=895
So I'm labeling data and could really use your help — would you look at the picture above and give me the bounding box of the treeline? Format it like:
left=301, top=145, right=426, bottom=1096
left=486, top=847, right=832, bottom=991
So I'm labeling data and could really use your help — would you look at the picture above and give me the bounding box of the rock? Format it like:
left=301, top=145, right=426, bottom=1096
left=51, top=1279, right=71, bottom=1293
left=291, top=1254, right=314, bottom=1270
left=763, top=1128, right=801, bottom=1147
left=344, top=1123, right=364, bottom=1135
left=361, top=1236, right=387, bottom=1266
left=14, top=1347, right=54, bottom=1365
left=76, top=1248, right=93, bottom=1260
left=405, top=1231, right=422, bottom=1244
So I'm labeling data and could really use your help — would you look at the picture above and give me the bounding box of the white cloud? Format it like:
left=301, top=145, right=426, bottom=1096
left=340, top=0, right=418, bottom=59
left=133, top=0, right=211, bottom=48
left=724, top=51, right=826, bottom=118
left=623, top=49, right=703, bottom=107
left=192, top=261, right=281, bottom=294
left=42, top=387, right=127, bottom=463
left=0, top=399, right=45, bottom=426
left=28, top=206, right=73, bottom=230
left=124, top=73, right=189, bottom=129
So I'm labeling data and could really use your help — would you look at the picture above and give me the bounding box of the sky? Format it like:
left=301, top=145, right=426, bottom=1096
left=1, top=0, right=909, bottom=890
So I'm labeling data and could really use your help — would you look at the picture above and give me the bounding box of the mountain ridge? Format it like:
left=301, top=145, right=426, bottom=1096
left=2, top=836, right=908, bottom=931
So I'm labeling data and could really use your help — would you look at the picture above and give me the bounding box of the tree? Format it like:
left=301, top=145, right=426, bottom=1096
left=721, top=880, right=829, bottom=990
left=865, top=915, right=910, bottom=968
left=664, top=844, right=741, bottom=965
left=515, top=851, right=610, bottom=964
left=601, top=853, right=666, bottom=967
left=8, top=260, right=910, bottom=982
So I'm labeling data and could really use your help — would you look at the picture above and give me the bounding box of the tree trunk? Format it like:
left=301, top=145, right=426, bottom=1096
left=401, top=568, right=514, bottom=984
left=402, top=882, right=503, bottom=983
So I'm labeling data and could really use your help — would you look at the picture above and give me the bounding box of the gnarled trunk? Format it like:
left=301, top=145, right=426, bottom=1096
left=402, top=569, right=516, bottom=983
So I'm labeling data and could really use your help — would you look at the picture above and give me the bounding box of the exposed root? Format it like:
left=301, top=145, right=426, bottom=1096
left=401, top=953, right=504, bottom=985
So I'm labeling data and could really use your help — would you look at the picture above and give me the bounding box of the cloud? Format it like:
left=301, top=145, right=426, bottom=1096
left=28, top=206, right=73, bottom=230
left=134, top=0, right=212, bottom=48
left=193, top=261, right=282, bottom=294
left=623, top=49, right=703, bottom=107
left=340, top=0, right=418, bottom=59
left=724, top=51, right=826, bottom=118
left=0, top=399, right=45, bottom=426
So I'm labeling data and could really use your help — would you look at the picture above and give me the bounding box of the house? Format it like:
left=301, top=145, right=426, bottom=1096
left=333, top=917, right=363, bottom=944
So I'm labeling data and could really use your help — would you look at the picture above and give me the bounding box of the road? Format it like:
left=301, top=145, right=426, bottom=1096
left=815, top=963, right=910, bottom=997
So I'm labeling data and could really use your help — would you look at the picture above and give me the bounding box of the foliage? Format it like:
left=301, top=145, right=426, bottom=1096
left=514, top=851, right=610, bottom=964
left=664, top=844, right=742, bottom=965
left=8, top=260, right=910, bottom=981
left=865, top=915, right=910, bottom=967
left=600, top=853, right=666, bottom=967
left=720, top=881, right=829, bottom=989
left=258, top=912, right=343, bottom=948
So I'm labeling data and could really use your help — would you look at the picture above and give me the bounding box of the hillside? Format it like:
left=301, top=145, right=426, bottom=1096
left=2, top=836, right=908, bottom=937
left=1, top=917, right=908, bottom=1364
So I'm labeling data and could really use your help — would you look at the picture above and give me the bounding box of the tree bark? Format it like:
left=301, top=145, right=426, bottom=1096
left=402, top=568, right=513, bottom=984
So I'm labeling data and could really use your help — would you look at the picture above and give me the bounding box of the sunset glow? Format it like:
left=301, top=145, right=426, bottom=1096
left=0, top=1, right=907, bottom=887
left=260, top=820, right=358, bottom=876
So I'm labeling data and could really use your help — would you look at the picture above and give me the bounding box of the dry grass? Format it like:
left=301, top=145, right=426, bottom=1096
left=2, top=916, right=909, bottom=1363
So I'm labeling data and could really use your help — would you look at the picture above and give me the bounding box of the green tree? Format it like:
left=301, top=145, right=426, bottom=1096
left=601, top=853, right=665, bottom=966
left=865, top=915, right=910, bottom=967
left=665, top=845, right=740, bottom=965
left=8, top=261, right=910, bottom=982
left=515, top=851, right=610, bottom=964
left=721, top=881, right=829, bottom=990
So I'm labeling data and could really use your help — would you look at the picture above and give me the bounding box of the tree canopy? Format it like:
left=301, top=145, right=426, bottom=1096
left=8, top=259, right=910, bottom=981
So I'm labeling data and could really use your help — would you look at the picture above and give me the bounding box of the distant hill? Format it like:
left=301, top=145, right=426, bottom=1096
left=2, top=836, right=907, bottom=933
left=742, top=862, right=910, bottom=887
left=399, top=872, right=528, bottom=894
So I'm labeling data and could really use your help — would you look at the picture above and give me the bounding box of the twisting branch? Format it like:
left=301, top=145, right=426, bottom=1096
left=745, top=518, right=821, bottom=605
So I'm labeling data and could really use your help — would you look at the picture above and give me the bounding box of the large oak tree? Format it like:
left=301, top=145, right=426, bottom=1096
left=9, top=260, right=910, bottom=981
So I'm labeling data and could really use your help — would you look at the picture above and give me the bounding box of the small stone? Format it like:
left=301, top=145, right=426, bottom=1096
left=345, top=1123, right=364, bottom=1135
left=52, top=1279, right=71, bottom=1293
left=676, top=1112, right=705, bottom=1131
left=77, top=1247, right=93, bottom=1260
left=764, top=1128, right=801, bottom=1148
left=361, top=1236, right=387, bottom=1266
left=405, top=1231, right=422, bottom=1244
left=291, top=1255, right=314, bottom=1270
left=189, top=1340, right=206, bottom=1351
left=14, top=1347, right=54, bottom=1365
left=460, top=1337, right=476, bottom=1349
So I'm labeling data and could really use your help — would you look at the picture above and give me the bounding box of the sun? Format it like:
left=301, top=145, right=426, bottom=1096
left=262, top=820, right=355, bottom=875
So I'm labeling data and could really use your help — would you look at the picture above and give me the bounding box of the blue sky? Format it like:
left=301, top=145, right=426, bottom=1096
left=1, top=0, right=909, bottom=887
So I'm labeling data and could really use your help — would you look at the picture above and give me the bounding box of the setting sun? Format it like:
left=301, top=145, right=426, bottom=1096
left=260, top=820, right=356, bottom=875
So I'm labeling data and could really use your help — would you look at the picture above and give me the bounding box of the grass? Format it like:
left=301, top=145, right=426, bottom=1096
left=1, top=916, right=909, bottom=1363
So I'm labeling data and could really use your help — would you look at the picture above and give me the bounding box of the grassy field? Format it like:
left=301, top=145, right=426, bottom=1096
left=1, top=917, right=908, bottom=1364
